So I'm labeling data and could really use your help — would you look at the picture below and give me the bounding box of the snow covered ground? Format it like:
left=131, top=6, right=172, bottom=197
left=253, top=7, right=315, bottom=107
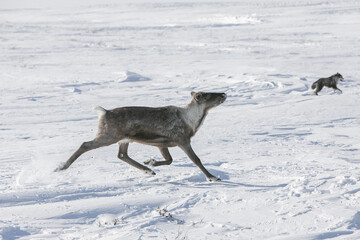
left=1, top=0, right=360, bottom=239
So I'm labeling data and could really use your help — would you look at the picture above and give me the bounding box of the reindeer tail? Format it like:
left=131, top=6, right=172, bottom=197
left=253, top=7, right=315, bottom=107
left=93, top=106, right=107, bottom=118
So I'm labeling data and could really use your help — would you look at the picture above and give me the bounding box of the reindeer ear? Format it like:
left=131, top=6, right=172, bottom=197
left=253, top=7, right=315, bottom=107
left=191, top=91, right=196, bottom=97
left=194, top=92, right=204, bottom=102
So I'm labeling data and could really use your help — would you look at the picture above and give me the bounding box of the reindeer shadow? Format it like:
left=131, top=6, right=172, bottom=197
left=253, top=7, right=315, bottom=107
left=167, top=168, right=288, bottom=190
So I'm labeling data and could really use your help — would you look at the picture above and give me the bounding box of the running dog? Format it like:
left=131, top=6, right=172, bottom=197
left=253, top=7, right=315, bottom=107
left=311, top=73, right=344, bottom=95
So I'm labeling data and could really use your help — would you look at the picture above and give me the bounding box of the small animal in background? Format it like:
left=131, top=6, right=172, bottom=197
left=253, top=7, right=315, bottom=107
left=311, top=73, right=344, bottom=95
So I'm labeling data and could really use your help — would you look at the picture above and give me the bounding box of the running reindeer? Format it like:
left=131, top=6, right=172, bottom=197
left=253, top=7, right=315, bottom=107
left=55, top=92, right=227, bottom=182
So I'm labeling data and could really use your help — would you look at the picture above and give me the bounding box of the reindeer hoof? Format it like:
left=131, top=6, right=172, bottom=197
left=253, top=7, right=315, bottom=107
left=54, top=162, right=66, bottom=172
left=144, top=159, right=156, bottom=166
left=207, top=176, right=221, bottom=182
left=144, top=169, right=156, bottom=176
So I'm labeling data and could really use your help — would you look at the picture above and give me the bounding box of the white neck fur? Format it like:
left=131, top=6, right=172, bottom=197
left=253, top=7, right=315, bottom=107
left=182, top=101, right=207, bottom=134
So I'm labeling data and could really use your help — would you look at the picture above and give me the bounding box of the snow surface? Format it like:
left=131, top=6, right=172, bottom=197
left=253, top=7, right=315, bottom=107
left=1, top=0, right=360, bottom=239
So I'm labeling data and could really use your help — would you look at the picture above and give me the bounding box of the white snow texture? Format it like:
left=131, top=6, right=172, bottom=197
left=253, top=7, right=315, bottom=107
left=1, top=0, right=360, bottom=239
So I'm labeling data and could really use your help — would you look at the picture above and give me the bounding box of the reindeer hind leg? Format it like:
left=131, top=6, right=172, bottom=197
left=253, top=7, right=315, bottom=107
left=118, top=143, right=155, bottom=175
left=144, top=147, right=173, bottom=166
left=55, top=136, right=117, bottom=171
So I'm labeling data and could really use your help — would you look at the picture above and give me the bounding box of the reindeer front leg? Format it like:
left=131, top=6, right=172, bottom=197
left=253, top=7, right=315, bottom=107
left=179, top=143, right=220, bottom=182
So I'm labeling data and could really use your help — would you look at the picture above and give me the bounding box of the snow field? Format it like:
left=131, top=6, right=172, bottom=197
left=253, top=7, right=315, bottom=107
left=1, top=0, right=360, bottom=239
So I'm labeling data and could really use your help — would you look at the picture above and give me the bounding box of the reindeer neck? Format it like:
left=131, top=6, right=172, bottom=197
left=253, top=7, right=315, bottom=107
left=182, top=101, right=208, bottom=135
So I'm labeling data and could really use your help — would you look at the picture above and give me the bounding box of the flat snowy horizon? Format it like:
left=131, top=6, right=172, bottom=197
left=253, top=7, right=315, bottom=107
left=1, top=0, right=360, bottom=239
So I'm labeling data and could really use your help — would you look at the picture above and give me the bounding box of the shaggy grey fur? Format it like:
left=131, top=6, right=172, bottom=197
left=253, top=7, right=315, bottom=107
left=55, top=92, right=227, bottom=182
left=311, top=73, right=344, bottom=95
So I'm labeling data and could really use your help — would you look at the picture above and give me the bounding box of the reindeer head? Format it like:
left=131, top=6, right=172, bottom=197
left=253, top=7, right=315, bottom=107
left=191, top=91, right=227, bottom=110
